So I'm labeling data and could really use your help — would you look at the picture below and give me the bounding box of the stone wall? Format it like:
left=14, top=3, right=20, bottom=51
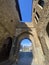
left=0, top=0, right=19, bottom=63
left=33, top=0, right=49, bottom=64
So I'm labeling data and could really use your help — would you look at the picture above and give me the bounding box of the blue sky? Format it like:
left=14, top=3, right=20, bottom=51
left=18, top=0, right=33, bottom=22
left=21, top=39, right=32, bottom=47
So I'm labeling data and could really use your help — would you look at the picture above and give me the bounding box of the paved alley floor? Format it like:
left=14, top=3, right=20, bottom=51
left=12, top=52, right=34, bottom=65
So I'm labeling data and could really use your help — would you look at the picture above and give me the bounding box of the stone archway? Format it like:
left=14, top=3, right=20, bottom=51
left=15, top=32, right=35, bottom=59
left=14, top=30, right=45, bottom=65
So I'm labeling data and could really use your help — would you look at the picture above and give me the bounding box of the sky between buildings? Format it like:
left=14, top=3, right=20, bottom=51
left=18, top=0, right=33, bottom=22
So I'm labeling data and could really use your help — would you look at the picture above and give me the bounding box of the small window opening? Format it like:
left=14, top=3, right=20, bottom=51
left=36, top=12, right=40, bottom=18
left=33, top=8, right=35, bottom=12
left=35, top=16, right=38, bottom=23
left=38, top=0, right=44, bottom=7
left=46, top=22, right=49, bottom=37
left=0, top=37, right=12, bottom=62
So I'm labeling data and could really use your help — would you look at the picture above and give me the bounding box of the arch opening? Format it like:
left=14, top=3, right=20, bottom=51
left=20, top=38, right=32, bottom=52
left=0, top=37, right=12, bottom=62
left=15, top=32, right=35, bottom=65
left=17, top=38, right=33, bottom=65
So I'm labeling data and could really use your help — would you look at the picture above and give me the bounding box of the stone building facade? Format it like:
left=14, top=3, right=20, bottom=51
left=33, top=0, right=49, bottom=64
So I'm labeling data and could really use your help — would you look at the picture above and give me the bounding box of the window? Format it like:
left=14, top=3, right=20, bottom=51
left=33, top=8, right=35, bottom=12
left=35, top=12, right=40, bottom=23
left=38, top=0, right=44, bottom=7
left=36, top=12, right=40, bottom=18
left=46, top=22, right=49, bottom=37
left=35, top=16, right=38, bottom=23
